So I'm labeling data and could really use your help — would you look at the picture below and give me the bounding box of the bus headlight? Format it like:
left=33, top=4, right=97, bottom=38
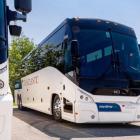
left=79, top=89, right=94, bottom=103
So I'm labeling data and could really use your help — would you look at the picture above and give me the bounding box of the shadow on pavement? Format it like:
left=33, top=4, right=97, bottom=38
left=13, top=108, right=140, bottom=140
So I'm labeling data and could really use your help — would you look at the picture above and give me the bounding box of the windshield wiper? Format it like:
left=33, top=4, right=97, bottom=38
left=115, top=51, right=121, bottom=72
left=108, top=29, right=121, bottom=73
left=115, top=51, right=134, bottom=87
left=94, top=30, right=131, bottom=83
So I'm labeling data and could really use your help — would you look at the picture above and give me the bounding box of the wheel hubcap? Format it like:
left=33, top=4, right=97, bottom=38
left=54, top=98, right=61, bottom=117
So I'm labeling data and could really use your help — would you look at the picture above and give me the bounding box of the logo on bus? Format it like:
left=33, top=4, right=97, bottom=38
left=22, top=76, right=39, bottom=86
left=96, top=103, right=121, bottom=112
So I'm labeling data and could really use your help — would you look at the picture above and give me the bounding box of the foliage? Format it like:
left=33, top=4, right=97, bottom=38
left=9, top=35, right=35, bottom=96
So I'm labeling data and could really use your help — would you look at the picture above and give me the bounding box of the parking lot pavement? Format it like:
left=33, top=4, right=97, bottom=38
left=12, top=116, right=59, bottom=140
left=12, top=108, right=140, bottom=140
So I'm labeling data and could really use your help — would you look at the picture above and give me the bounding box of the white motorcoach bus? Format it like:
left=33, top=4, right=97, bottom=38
left=0, top=0, right=31, bottom=139
left=15, top=18, right=140, bottom=123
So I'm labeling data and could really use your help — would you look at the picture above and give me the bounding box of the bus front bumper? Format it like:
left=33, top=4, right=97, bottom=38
left=75, top=102, right=140, bottom=123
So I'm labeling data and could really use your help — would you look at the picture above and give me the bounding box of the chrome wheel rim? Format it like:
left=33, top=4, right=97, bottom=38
left=53, top=98, right=61, bottom=117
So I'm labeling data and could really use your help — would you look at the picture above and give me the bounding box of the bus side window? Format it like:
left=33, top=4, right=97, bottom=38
left=104, top=46, right=112, bottom=56
left=55, top=43, right=65, bottom=73
left=87, top=49, right=102, bottom=63
left=15, top=80, right=22, bottom=90
left=64, top=42, right=73, bottom=73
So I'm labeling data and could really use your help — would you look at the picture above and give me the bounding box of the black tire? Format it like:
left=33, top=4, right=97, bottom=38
left=17, top=95, right=23, bottom=110
left=52, top=95, right=62, bottom=121
left=17, top=94, right=20, bottom=109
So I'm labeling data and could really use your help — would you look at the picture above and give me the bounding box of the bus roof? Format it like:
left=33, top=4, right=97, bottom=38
left=23, top=18, right=136, bottom=62
left=38, top=18, right=136, bottom=47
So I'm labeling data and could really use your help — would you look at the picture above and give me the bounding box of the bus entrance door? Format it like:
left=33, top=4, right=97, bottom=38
left=61, top=80, right=76, bottom=122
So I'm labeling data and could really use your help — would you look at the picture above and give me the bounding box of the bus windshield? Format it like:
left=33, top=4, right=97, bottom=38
left=112, top=32, right=140, bottom=73
left=76, top=29, right=140, bottom=79
left=77, top=29, right=112, bottom=78
left=0, top=0, right=4, bottom=40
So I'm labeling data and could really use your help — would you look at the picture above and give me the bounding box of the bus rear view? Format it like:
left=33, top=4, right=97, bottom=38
left=16, top=18, right=140, bottom=123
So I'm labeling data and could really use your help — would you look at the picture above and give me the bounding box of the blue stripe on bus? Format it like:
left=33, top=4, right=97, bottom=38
left=96, top=103, right=121, bottom=112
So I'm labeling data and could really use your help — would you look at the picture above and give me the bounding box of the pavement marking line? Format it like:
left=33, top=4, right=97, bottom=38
left=72, top=136, right=140, bottom=140
left=12, top=116, right=59, bottom=140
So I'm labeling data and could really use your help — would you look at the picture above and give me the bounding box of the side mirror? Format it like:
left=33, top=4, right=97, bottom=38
left=71, top=40, right=79, bottom=58
left=9, top=25, right=22, bottom=36
left=14, top=0, right=32, bottom=13
left=71, top=40, right=79, bottom=67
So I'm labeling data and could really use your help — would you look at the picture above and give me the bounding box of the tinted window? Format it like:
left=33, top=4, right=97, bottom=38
left=21, top=26, right=66, bottom=76
left=112, top=32, right=140, bottom=73
left=64, top=42, right=73, bottom=72
left=0, top=0, right=4, bottom=38
left=40, top=44, right=64, bottom=73
left=104, top=46, right=112, bottom=56
left=0, top=0, right=7, bottom=64
left=87, top=49, right=102, bottom=63
left=75, top=29, right=112, bottom=78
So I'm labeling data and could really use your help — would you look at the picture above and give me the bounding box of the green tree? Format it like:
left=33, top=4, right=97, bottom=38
left=9, top=35, right=35, bottom=101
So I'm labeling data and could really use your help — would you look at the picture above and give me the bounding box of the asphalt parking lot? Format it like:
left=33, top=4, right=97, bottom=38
left=12, top=108, right=140, bottom=140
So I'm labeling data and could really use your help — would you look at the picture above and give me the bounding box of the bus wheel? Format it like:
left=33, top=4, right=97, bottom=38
left=53, top=95, right=62, bottom=121
left=17, top=95, right=23, bottom=110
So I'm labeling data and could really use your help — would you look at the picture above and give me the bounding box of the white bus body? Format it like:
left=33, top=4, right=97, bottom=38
left=15, top=66, right=140, bottom=123
left=15, top=18, right=140, bottom=123
left=0, top=61, right=12, bottom=140
left=0, top=0, right=31, bottom=139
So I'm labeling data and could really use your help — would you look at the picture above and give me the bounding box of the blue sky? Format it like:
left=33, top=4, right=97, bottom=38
left=7, top=0, right=140, bottom=44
